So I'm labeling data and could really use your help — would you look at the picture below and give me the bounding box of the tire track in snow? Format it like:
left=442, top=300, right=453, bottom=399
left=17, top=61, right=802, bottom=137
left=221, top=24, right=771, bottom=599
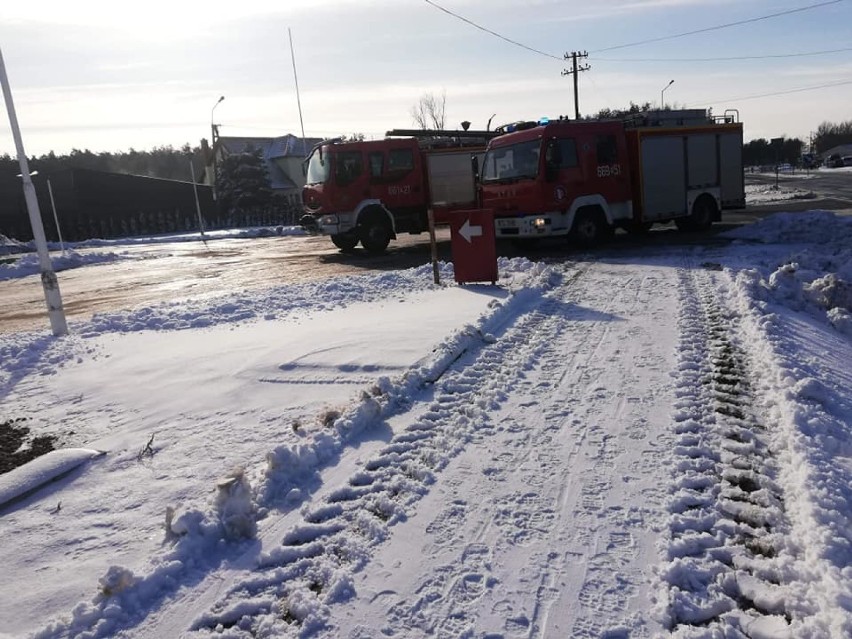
left=182, top=267, right=591, bottom=636
left=363, top=262, right=677, bottom=638
left=661, top=265, right=804, bottom=637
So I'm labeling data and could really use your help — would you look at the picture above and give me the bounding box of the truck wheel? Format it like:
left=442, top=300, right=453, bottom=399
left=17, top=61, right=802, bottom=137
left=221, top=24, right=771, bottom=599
left=331, top=233, right=358, bottom=251
left=677, top=196, right=716, bottom=232
left=572, top=209, right=610, bottom=247
left=359, top=219, right=392, bottom=254
left=690, top=195, right=716, bottom=231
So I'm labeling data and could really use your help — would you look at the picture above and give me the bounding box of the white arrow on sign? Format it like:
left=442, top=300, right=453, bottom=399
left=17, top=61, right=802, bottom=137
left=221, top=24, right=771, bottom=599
left=459, top=219, right=483, bottom=243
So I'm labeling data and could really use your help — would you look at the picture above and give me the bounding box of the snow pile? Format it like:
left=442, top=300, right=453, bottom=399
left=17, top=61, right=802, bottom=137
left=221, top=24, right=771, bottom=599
left=723, top=212, right=852, bottom=335
left=215, top=468, right=258, bottom=541
left=66, top=225, right=306, bottom=250
left=0, top=249, right=126, bottom=281
left=1, top=233, right=29, bottom=256
left=745, top=184, right=816, bottom=205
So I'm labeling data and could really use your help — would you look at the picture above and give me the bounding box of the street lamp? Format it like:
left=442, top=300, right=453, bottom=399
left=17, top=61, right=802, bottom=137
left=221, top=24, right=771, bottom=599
left=661, top=80, right=674, bottom=110
left=17, top=170, right=65, bottom=255
left=211, top=96, right=225, bottom=200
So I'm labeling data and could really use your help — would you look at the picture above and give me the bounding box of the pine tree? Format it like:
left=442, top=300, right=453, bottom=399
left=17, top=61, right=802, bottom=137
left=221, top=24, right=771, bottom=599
left=215, top=146, right=273, bottom=211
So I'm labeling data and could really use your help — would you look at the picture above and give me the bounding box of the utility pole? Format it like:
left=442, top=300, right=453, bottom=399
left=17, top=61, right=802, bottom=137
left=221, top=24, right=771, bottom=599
left=562, top=51, right=590, bottom=119
left=1, top=47, right=68, bottom=336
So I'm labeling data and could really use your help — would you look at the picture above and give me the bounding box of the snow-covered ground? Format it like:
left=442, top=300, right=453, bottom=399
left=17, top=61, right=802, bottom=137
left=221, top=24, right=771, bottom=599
left=1, top=211, right=851, bottom=639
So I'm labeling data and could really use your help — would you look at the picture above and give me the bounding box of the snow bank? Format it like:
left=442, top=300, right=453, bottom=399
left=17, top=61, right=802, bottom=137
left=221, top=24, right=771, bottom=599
left=0, top=250, right=126, bottom=281
left=745, top=184, right=816, bottom=205
left=56, top=225, right=306, bottom=250
left=1, top=233, right=29, bottom=256
left=722, top=212, right=852, bottom=335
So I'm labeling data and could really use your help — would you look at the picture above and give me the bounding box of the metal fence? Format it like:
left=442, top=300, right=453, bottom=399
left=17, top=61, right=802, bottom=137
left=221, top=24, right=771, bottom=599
left=0, top=168, right=303, bottom=242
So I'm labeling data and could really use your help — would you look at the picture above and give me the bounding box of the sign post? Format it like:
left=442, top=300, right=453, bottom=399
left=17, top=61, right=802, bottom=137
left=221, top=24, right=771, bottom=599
left=427, top=208, right=440, bottom=285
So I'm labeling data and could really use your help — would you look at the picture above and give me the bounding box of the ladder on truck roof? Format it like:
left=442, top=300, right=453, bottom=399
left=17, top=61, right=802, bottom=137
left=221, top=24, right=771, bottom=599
left=385, top=128, right=498, bottom=150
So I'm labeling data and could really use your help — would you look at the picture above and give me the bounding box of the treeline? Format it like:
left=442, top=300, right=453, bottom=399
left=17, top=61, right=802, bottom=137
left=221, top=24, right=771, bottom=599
left=813, top=120, right=852, bottom=154
left=0, top=144, right=205, bottom=181
left=742, top=138, right=804, bottom=167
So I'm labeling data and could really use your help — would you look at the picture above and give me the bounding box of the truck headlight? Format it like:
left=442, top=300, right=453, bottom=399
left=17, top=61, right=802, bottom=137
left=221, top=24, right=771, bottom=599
left=533, top=217, right=547, bottom=228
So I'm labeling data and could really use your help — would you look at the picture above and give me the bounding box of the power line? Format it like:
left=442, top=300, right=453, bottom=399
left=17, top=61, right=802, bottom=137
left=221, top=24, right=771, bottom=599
left=422, top=0, right=848, bottom=65
left=422, top=0, right=562, bottom=61
left=692, top=78, right=852, bottom=107
left=595, top=46, right=852, bottom=63
left=594, top=0, right=848, bottom=53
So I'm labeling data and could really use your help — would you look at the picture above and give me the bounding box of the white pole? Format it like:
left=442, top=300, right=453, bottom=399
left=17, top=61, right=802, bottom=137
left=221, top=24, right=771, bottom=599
left=189, top=160, right=207, bottom=240
left=0, top=47, right=68, bottom=336
left=47, top=178, right=65, bottom=255
left=288, top=28, right=307, bottom=157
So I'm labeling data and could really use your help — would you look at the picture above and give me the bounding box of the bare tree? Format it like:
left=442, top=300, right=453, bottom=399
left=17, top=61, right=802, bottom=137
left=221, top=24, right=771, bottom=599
left=410, top=91, right=446, bottom=130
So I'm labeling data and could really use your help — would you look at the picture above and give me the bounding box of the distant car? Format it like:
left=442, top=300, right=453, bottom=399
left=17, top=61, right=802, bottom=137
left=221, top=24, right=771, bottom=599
left=777, top=163, right=792, bottom=173
left=826, top=154, right=845, bottom=168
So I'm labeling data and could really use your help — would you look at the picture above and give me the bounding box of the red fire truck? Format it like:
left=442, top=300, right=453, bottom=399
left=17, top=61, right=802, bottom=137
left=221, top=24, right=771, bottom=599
left=302, top=132, right=492, bottom=253
left=480, top=109, right=744, bottom=244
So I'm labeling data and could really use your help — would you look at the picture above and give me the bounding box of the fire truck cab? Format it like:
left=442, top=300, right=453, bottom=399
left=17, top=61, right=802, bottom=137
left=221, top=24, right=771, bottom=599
left=303, top=134, right=487, bottom=253
left=481, top=119, right=633, bottom=242
left=303, top=138, right=425, bottom=252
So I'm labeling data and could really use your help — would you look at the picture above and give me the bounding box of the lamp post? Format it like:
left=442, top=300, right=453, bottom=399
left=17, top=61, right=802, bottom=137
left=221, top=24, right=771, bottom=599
left=211, top=95, right=224, bottom=200
left=661, top=79, right=674, bottom=110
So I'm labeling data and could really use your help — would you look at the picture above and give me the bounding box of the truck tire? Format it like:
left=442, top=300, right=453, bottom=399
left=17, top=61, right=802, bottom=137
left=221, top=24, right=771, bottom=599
left=359, top=217, right=392, bottom=254
left=625, top=221, right=653, bottom=235
left=677, top=195, right=716, bottom=232
left=571, top=208, right=611, bottom=247
left=331, top=233, right=358, bottom=251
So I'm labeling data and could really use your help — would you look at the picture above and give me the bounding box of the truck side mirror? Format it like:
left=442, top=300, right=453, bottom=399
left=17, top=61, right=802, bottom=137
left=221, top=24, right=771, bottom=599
left=471, top=155, right=480, bottom=183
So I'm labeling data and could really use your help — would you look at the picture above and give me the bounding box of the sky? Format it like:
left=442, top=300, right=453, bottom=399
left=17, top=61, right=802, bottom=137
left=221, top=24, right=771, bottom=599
left=1, top=210, right=851, bottom=637
left=0, top=0, right=851, bottom=156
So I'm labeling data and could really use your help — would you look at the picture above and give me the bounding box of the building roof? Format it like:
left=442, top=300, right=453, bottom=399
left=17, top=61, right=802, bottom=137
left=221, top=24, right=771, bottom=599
left=822, top=144, right=852, bottom=158
left=216, top=134, right=323, bottom=191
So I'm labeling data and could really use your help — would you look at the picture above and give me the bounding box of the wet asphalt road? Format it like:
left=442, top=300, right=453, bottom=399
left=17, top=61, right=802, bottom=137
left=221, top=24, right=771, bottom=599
left=2, top=171, right=850, bottom=335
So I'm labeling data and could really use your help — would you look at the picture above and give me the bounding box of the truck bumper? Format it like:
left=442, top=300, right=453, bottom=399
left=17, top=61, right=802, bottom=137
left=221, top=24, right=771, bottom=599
left=494, top=213, right=570, bottom=238
left=317, top=212, right=355, bottom=236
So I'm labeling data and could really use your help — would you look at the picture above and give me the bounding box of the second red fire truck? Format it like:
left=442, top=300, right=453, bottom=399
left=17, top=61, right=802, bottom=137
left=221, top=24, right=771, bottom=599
left=302, top=132, right=490, bottom=253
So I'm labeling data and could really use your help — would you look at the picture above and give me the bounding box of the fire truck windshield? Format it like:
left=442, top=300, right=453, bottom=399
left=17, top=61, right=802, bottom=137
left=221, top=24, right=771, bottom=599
left=305, top=147, right=331, bottom=184
left=481, top=139, right=541, bottom=183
